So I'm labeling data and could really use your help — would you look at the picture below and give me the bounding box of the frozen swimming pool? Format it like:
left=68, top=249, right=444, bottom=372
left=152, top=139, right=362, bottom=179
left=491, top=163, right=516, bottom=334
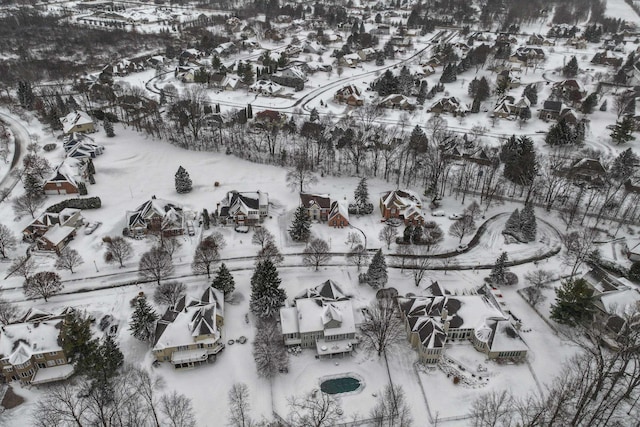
left=320, top=376, right=362, bottom=394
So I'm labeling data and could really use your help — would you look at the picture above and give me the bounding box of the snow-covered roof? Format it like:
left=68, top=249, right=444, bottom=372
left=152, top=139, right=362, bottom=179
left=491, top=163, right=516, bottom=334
left=328, top=201, right=349, bottom=222
left=0, top=320, right=64, bottom=364
left=295, top=280, right=348, bottom=301
left=31, top=364, right=74, bottom=385
left=60, top=110, right=93, bottom=134
left=600, top=288, right=640, bottom=316
left=41, top=225, right=76, bottom=246
left=294, top=299, right=356, bottom=337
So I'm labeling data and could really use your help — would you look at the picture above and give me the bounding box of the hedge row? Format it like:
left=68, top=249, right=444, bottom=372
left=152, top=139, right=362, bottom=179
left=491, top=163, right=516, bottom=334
left=46, top=197, right=102, bottom=213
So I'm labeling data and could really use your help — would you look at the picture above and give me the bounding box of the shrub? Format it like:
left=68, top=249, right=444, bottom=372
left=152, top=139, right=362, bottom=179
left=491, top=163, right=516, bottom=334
left=43, top=144, right=57, bottom=152
left=504, top=272, right=519, bottom=286
left=46, top=197, right=101, bottom=213
left=453, top=376, right=460, bottom=385
left=629, top=261, right=640, bottom=282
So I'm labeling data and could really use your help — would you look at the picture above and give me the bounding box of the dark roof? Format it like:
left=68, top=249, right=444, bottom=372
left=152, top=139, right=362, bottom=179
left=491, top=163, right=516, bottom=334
left=542, top=100, right=562, bottom=112
left=230, top=191, right=260, bottom=210
left=300, top=193, right=331, bottom=209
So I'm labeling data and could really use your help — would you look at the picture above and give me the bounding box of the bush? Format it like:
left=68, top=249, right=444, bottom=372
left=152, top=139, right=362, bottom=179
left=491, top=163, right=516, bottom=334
left=46, top=197, right=102, bottom=213
left=453, top=376, right=460, bottom=385
left=504, top=272, right=519, bottom=286
left=629, top=261, right=640, bottom=282
left=348, top=202, right=374, bottom=215
left=43, top=143, right=57, bottom=152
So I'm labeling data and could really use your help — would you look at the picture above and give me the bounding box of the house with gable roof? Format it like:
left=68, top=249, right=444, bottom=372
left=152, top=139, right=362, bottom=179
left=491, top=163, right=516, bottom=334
left=60, top=110, right=95, bottom=135
left=63, top=133, right=104, bottom=159
left=153, top=286, right=225, bottom=369
left=300, top=193, right=332, bottom=221
left=280, top=280, right=359, bottom=358
left=379, top=189, right=426, bottom=225
left=23, top=208, right=83, bottom=243
left=428, top=97, right=470, bottom=116
left=0, top=308, right=74, bottom=385
left=397, top=285, right=528, bottom=363
left=334, top=85, right=364, bottom=106
left=43, top=158, right=89, bottom=195
left=328, top=201, right=349, bottom=228
left=216, top=190, right=269, bottom=226
left=126, top=196, right=185, bottom=238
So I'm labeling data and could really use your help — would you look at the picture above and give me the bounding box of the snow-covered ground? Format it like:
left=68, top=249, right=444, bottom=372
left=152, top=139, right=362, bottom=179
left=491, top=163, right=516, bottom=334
left=605, top=0, right=640, bottom=20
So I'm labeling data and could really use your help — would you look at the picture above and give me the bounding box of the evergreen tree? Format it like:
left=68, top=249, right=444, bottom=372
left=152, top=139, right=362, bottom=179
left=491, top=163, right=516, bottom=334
left=501, top=135, right=538, bottom=186
left=489, top=252, right=508, bottom=285
left=23, top=173, right=43, bottom=197
left=17, top=81, right=34, bottom=110
left=366, top=249, right=388, bottom=289
left=550, top=278, right=594, bottom=326
left=309, top=108, right=320, bottom=122
left=249, top=260, right=286, bottom=319
left=174, top=166, right=193, bottom=193
left=581, top=92, right=598, bottom=114
left=610, top=116, right=636, bottom=145
left=247, top=104, right=253, bottom=119
left=354, top=177, right=370, bottom=210
left=289, top=206, right=311, bottom=242
left=212, top=263, right=235, bottom=297
left=375, top=70, right=399, bottom=96
left=439, top=64, right=457, bottom=83
left=61, top=311, right=98, bottom=375
left=503, top=209, right=521, bottom=238
left=563, top=56, right=579, bottom=77
left=91, top=335, right=124, bottom=386
left=518, top=106, right=531, bottom=123
left=629, top=261, right=640, bottom=282
left=104, top=119, right=115, bottom=137
left=609, top=148, right=640, bottom=181
left=416, top=82, right=428, bottom=105
left=403, top=225, right=413, bottom=243
left=129, top=297, right=159, bottom=343
left=523, top=84, right=538, bottom=105
left=520, top=202, right=537, bottom=242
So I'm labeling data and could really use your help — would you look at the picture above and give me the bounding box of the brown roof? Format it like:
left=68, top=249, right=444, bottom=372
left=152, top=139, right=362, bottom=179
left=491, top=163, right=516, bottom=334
left=300, top=193, right=331, bottom=209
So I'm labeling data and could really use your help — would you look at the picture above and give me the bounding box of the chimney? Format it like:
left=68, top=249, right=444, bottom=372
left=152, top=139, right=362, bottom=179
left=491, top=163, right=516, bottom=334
left=441, top=308, right=448, bottom=321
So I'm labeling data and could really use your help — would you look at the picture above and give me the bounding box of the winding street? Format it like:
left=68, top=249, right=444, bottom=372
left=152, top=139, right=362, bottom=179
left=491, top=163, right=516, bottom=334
left=0, top=111, right=30, bottom=203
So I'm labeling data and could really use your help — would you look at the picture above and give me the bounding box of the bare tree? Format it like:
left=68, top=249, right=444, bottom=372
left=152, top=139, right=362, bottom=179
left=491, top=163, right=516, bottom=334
left=469, top=390, right=516, bottom=427
left=54, top=248, right=84, bottom=274
left=563, top=230, right=596, bottom=277
left=0, top=298, right=20, bottom=325
left=160, top=391, right=197, bottom=427
left=378, top=224, right=397, bottom=250
left=395, top=245, right=413, bottom=273
left=359, top=298, right=404, bottom=357
left=139, top=246, right=175, bottom=285
left=439, top=257, right=458, bottom=275
left=6, top=255, right=35, bottom=279
left=32, top=381, right=89, bottom=427
left=131, top=366, right=165, bottom=427
left=345, top=232, right=362, bottom=249
left=24, top=271, right=63, bottom=301
left=13, top=192, right=44, bottom=218
left=252, top=319, right=288, bottom=379
left=410, top=255, right=431, bottom=287
left=346, top=244, right=369, bottom=271
left=449, top=215, right=477, bottom=243
left=252, top=227, right=274, bottom=249
left=522, top=286, right=545, bottom=308
left=0, top=224, right=16, bottom=258
left=156, top=236, right=182, bottom=259
left=370, top=385, right=413, bottom=427
left=23, top=154, right=51, bottom=179
left=103, top=236, right=133, bottom=268
left=228, top=383, right=252, bottom=427
left=192, top=234, right=222, bottom=278
left=256, top=240, right=284, bottom=266
left=286, top=155, right=318, bottom=192
left=302, top=238, right=332, bottom=271
left=287, top=390, right=342, bottom=427
left=153, top=281, right=186, bottom=307
left=524, top=269, right=554, bottom=289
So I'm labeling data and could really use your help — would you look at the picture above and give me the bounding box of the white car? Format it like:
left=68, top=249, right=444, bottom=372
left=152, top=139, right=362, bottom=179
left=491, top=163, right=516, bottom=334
left=448, top=213, right=464, bottom=220
left=431, top=210, right=445, bottom=217
left=84, top=221, right=102, bottom=235
left=456, top=244, right=468, bottom=252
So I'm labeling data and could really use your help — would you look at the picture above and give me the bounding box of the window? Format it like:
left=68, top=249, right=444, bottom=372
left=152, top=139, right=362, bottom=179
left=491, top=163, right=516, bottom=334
left=48, top=351, right=58, bottom=356
left=47, top=360, right=55, bottom=367
left=38, top=363, right=46, bottom=369
left=56, top=359, right=65, bottom=365
left=34, top=354, right=44, bottom=360
left=177, top=345, right=189, bottom=351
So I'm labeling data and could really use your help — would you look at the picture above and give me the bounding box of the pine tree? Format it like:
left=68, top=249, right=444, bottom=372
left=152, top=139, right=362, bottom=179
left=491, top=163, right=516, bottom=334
left=520, top=202, right=537, bottom=242
left=563, top=56, right=579, bottom=77
left=581, top=93, right=598, bottom=114
left=354, top=177, right=370, bottom=211
left=104, top=119, right=115, bottom=137
left=489, top=252, right=508, bottom=285
left=249, top=260, right=286, bottom=319
left=174, top=166, right=193, bottom=193
left=503, top=209, right=521, bottom=238
left=523, top=84, right=538, bottom=105
left=366, top=249, right=388, bottom=289
left=247, top=104, right=253, bottom=119
left=310, top=108, right=320, bottom=122
left=476, top=77, right=490, bottom=101
left=91, top=335, right=124, bottom=386
left=610, top=116, right=636, bottom=145
left=129, top=297, right=159, bottom=343
left=610, top=148, right=640, bottom=181
left=61, top=311, right=98, bottom=375
left=550, top=278, right=594, bottom=326
left=212, top=263, right=235, bottom=297
left=289, top=206, right=311, bottom=242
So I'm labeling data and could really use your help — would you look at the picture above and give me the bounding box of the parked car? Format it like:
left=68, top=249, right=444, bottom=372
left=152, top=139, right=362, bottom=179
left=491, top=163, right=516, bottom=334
left=84, top=221, right=102, bottom=235
left=187, top=221, right=195, bottom=236
left=448, top=213, right=464, bottom=220
left=431, top=210, right=445, bottom=217
left=456, top=244, right=468, bottom=252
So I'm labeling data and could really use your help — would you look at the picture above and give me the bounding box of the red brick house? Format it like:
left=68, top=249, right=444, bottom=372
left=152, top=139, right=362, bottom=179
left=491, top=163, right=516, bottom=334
left=328, top=201, right=349, bottom=228
left=379, top=189, right=426, bottom=225
left=126, top=196, right=185, bottom=238
left=36, top=225, right=76, bottom=253
left=300, top=193, right=331, bottom=221
left=333, top=85, right=364, bottom=106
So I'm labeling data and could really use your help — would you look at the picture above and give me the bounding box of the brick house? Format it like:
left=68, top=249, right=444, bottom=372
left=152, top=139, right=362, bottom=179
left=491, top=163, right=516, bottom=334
left=0, top=309, right=74, bottom=385
left=379, top=189, right=426, bottom=225
left=23, top=208, right=83, bottom=242
left=216, top=190, right=269, bottom=226
left=43, top=158, right=89, bottom=195
left=126, top=196, right=185, bottom=238
left=333, top=85, right=364, bottom=106
left=36, top=225, right=76, bottom=253
left=300, top=193, right=332, bottom=221
left=328, top=201, right=349, bottom=228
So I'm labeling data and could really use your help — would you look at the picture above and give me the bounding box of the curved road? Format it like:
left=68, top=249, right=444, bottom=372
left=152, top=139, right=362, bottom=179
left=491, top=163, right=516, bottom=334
left=0, top=111, right=30, bottom=202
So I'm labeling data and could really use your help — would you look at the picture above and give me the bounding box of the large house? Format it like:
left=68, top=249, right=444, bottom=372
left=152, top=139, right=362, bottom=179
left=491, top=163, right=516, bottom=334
left=126, top=196, right=186, bottom=238
left=216, top=190, right=269, bottom=226
left=0, top=308, right=74, bottom=385
left=153, top=287, right=225, bottom=369
left=398, top=285, right=528, bottom=363
left=428, top=97, right=469, bottom=116
left=60, top=110, right=95, bottom=135
left=23, top=208, right=83, bottom=242
left=249, top=80, right=284, bottom=96
left=328, top=201, right=349, bottom=228
left=43, top=158, right=89, bottom=195
left=493, top=96, right=530, bottom=119
left=379, top=189, right=426, bottom=225
left=334, top=85, right=364, bottom=106
left=300, top=193, right=332, bottom=221
left=280, top=280, right=358, bottom=358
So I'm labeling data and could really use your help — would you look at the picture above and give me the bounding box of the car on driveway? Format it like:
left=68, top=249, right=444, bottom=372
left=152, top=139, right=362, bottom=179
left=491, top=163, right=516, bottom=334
left=431, top=210, right=445, bottom=217
left=456, top=244, right=468, bottom=252
left=84, top=221, right=102, bottom=235
left=448, top=213, right=464, bottom=220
